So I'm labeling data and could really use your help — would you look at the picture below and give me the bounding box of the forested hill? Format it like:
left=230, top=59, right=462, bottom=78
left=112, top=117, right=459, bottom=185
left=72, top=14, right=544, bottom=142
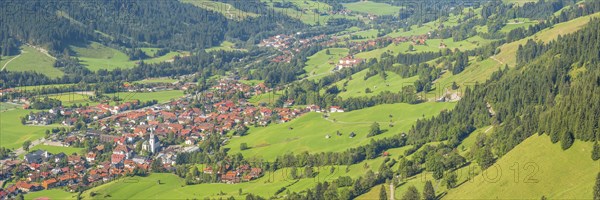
left=0, top=0, right=304, bottom=56
left=408, top=18, right=600, bottom=164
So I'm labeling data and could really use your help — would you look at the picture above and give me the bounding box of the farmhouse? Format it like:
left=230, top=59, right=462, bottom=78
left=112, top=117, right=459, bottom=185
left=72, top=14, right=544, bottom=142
left=336, top=55, right=363, bottom=70
left=329, top=106, right=345, bottom=113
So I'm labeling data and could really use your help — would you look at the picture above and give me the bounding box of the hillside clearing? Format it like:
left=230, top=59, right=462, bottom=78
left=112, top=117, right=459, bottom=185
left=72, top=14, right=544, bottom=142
left=225, top=102, right=455, bottom=160
left=0, top=46, right=62, bottom=78
left=495, top=12, right=600, bottom=67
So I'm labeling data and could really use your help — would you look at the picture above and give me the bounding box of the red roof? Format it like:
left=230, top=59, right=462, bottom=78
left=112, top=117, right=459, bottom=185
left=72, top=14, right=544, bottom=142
left=111, top=154, right=126, bottom=164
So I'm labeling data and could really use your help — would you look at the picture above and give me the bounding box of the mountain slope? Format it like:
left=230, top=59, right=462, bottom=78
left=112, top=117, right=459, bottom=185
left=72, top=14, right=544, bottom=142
left=444, top=134, right=598, bottom=199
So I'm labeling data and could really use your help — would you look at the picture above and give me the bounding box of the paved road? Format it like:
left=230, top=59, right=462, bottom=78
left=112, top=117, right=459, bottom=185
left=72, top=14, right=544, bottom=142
left=12, top=137, right=46, bottom=156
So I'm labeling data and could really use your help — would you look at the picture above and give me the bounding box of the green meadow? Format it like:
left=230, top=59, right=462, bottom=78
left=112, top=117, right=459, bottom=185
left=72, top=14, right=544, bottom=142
left=15, top=83, right=77, bottom=91
left=343, top=1, right=402, bottom=15
left=25, top=189, right=76, bottom=200
left=45, top=92, right=94, bottom=107
left=181, top=0, right=258, bottom=20
left=303, top=48, right=349, bottom=81
left=495, top=12, right=600, bottom=67
left=263, top=0, right=357, bottom=25
left=248, top=91, right=283, bottom=105
left=355, top=36, right=492, bottom=60
left=383, top=11, right=468, bottom=39
left=500, top=18, right=538, bottom=33
left=1, top=45, right=63, bottom=78
left=502, top=0, right=537, bottom=4
left=424, top=57, right=503, bottom=100
left=108, top=90, right=185, bottom=103
left=394, top=162, right=481, bottom=199
left=205, top=41, right=246, bottom=52
left=457, top=126, right=494, bottom=156
left=331, top=69, right=419, bottom=99
left=225, top=102, right=456, bottom=160
left=341, top=29, right=380, bottom=41
left=32, top=145, right=84, bottom=155
left=82, top=143, right=417, bottom=199
left=134, top=78, right=179, bottom=84
left=72, top=42, right=186, bottom=71
left=444, top=134, right=599, bottom=199
left=0, top=102, right=19, bottom=112
left=0, top=108, right=63, bottom=149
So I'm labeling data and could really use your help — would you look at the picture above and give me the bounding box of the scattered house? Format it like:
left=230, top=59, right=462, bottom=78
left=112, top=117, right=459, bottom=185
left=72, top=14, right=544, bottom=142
left=24, top=150, right=50, bottom=164
left=42, top=178, right=58, bottom=190
left=86, top=152, right=97, bottom=163
left=221, top=171, right=240, bottom=184
left=349, top=132, right=356, bottom=138
left=336, top=55, right=363, bottom=70
left=306, top=105, right=321, bottom=112
left=329, top=106, right=344, bottom=113
left=203, top=166, right=214, bottom=174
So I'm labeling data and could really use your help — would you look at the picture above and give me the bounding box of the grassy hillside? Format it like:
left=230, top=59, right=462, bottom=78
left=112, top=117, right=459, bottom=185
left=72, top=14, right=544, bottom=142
left=25, top=189, right=76, bottom=200
left=444, top=134, right=598, bottom=199
left=72, top=42, right=187, bottom=71
left=356, top=36, right=491, bottom=60
left=181, top=0, right=258, bottom=20
left=1, top=46, right=62, bottom=78
left=263, top=0, right=357, bottom=25
left=423, top=57, right=503, bottom=100
left=205, top=41, right=246, bottom=52
left=134, top=78, right=179, bottom=84
left=81, top=143, right=416, bottom=199
left=495, top=12, right=600, bottom=67
left=500, top=18, right=538, bottom=33
left=343, top=2, right=402, bottom=15
left=303, top=48, right=348, bottom=80
left=331, top=69, right=419, bottom=99
left=225, top=102, right=455, bottom=160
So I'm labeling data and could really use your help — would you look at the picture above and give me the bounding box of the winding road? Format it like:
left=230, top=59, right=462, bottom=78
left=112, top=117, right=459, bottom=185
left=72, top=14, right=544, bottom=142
left=1, top=51, right=22, bottom=71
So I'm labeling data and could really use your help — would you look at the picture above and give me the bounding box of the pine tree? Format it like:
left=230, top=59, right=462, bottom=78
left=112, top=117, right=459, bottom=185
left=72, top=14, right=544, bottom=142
left=402, top=186, right=420, bottom=200
left=592, top=142, right=600, bottom=161
left=379, top=184, right=388, bottom=200
left=550, top=131, right=560, bottom=143
left=423, top=180, right=436, bottom=200
left=560, top=131, right=574, bottom=150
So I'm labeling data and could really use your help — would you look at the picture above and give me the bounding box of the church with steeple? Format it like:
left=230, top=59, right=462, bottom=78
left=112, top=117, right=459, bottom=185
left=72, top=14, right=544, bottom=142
left=142, top=131, right=161, bottom=154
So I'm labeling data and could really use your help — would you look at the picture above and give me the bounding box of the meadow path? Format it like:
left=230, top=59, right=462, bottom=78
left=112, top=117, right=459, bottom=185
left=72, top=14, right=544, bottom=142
left=1, top=51, right=22, bottom=71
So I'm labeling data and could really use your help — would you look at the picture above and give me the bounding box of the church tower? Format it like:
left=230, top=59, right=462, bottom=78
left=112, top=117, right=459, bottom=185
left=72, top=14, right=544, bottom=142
left=149, top=130, right=158, bottom=154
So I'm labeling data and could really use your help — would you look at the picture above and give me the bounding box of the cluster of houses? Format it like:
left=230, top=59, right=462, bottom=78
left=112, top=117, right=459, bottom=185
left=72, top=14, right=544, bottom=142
left=259, top=27, right=432, bottom=66
left=25, top=100, right=143, bottom=126
left=259, top=33, right=328, bottom=63
left=343, top=33, right=430, bottom=53
left=0, top=77, right=352, bottom=198
left=0, top=147, right=150, bottom=199
left=203, top=164, right=263, bottom=184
